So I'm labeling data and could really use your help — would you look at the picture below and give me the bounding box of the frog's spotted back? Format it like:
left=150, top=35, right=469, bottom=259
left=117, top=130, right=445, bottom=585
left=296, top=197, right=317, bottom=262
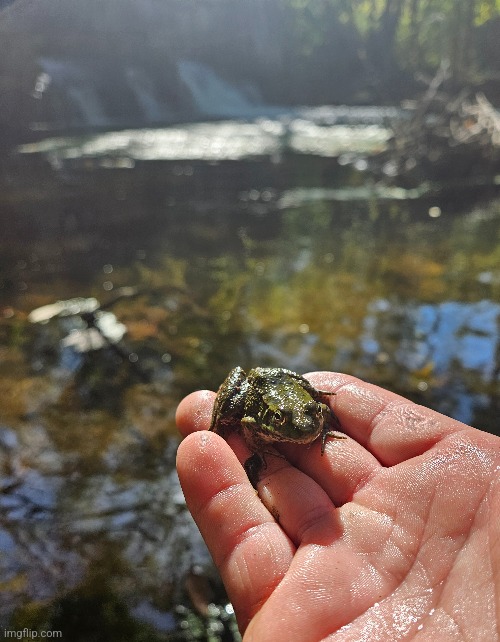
left=210, top=366, right=345, bottom=486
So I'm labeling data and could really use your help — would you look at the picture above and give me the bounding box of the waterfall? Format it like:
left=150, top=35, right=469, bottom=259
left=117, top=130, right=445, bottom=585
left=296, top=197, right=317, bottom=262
left=178, top=60, right=258, bottom=118
left=39, top=57, right=109, bottom=127
left=65, top=86, right=108, bottom=127
left=125, top=67, right=171, bottom=123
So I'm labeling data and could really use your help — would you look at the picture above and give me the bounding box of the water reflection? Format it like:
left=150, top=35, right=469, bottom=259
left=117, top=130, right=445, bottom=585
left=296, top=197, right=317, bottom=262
left=358, top=299, right=500, bottom=424
left=17, top=110, right=391, bottom=164
left=1, top=118, right=500, bottom=634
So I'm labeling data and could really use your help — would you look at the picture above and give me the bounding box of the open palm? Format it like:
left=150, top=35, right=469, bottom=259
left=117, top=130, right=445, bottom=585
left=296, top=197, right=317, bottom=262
left=176, top=372, right=500, bottom=641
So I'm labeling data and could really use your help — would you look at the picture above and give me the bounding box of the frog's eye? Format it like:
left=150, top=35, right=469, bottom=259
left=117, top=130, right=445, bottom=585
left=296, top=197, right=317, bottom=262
left=273, top=410, right=287, bottom=425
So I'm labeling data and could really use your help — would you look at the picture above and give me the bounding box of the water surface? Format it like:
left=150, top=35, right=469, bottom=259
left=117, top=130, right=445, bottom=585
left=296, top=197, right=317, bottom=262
left=1, top=116, right=500, bottom=636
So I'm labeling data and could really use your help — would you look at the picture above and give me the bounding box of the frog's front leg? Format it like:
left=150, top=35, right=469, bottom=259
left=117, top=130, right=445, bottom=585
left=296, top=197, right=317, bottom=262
left=320, top=404, right=346, bottom=454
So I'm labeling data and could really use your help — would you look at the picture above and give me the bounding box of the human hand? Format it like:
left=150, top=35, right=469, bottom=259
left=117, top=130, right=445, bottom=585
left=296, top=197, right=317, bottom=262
left=176, top=372, right=500, bottom=641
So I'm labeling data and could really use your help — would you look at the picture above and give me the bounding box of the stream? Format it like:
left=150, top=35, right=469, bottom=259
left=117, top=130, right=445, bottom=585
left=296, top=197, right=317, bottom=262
left=1, top=113, right=500, bottom=638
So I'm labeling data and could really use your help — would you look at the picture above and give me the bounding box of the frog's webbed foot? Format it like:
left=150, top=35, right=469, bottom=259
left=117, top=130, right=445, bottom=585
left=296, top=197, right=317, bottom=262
left=243, top=449, right=285, bottom=488
left=244, top=453, right=265, bottom=489
left=320, top=408, right=346, bottom=454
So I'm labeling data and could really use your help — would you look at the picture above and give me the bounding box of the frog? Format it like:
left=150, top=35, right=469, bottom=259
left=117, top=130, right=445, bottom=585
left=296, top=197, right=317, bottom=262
left=209, top=367, right=345, bottom=486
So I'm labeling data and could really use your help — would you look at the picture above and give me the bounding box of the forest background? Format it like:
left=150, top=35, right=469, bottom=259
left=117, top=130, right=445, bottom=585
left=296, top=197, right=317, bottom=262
left=1, top=0, right=500, bottom=145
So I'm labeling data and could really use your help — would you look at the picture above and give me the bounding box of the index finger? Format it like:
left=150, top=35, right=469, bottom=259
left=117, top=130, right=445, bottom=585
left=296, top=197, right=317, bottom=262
left=176, top=390, right=215, bottom=436
left=176, top=393, right=296, bottom=631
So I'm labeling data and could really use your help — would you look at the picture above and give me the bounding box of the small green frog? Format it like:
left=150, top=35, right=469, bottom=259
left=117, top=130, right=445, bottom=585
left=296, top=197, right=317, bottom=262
left=209, top=367, right=345, bottom=485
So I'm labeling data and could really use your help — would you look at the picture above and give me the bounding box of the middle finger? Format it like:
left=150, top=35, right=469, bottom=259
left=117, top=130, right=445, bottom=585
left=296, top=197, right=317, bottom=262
left=280, top=434, right=382, bottom=507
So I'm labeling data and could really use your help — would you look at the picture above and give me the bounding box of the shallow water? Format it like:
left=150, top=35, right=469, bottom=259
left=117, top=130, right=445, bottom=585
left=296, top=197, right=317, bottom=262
left=1, top=117, right=500, bottom=634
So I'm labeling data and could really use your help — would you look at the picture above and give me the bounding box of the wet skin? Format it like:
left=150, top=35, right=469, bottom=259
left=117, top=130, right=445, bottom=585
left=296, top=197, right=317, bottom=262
left=176, top=371, right=500, bottom=640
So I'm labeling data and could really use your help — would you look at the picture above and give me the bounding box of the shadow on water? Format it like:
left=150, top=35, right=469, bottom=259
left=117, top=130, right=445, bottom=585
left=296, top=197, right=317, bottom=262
left=1, top=118, right=500, bottom=637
